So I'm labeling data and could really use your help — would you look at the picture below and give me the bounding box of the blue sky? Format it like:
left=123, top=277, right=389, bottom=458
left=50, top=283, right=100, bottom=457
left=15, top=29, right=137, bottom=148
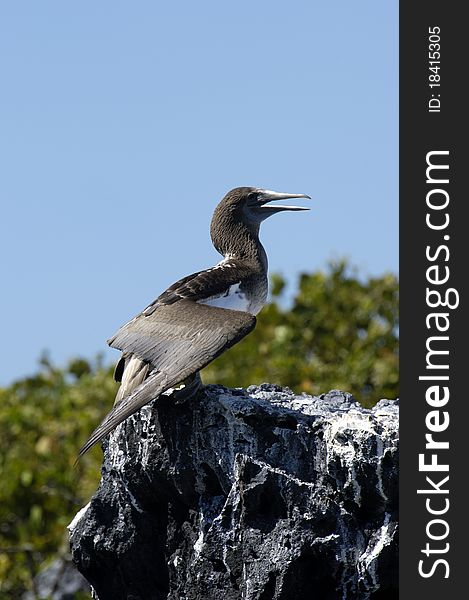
left=0, top=1, right=398, bottom=384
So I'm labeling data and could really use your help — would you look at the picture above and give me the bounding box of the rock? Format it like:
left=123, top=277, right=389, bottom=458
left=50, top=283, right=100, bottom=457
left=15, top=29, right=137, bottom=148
left=69, top=385, right=398, bottom=600
left=22, top=556, right=90, bottom=600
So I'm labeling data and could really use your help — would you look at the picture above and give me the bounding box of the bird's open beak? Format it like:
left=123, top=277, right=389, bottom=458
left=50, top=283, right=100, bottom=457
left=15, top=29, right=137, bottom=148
left=254, top=189, right=311, bottom=215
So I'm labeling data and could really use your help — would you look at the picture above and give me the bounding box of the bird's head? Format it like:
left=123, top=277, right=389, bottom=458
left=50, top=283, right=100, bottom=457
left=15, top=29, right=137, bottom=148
left=215, top=186, right=310, bottom=224
left=210, top=186, right=310, bottom=258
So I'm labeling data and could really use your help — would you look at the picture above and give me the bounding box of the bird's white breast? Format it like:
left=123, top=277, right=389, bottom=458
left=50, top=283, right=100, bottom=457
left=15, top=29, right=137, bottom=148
left=199, top=283, right=260, bottom=315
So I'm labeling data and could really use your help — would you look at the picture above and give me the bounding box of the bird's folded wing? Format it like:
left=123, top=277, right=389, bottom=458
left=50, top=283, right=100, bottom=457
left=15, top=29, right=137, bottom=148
left=78, top=301, right=255, bottom=457
left=108, top=299, right=256, bottom=373
left=142, top=260, right=254, bottom=313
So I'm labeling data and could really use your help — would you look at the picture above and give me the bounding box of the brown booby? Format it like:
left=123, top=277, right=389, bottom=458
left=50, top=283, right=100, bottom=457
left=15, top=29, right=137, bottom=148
left=79, top=187, right=310, bottom=457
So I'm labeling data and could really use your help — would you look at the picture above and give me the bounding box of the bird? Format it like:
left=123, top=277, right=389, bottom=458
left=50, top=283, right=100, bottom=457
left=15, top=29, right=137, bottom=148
left=78, top=187, right=310, bottom=457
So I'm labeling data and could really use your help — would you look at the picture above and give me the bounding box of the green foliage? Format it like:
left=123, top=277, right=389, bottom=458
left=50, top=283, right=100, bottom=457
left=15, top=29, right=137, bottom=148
left=0, top=356, right=116, bottom=598
left=0, top=261, right=398, bottom=597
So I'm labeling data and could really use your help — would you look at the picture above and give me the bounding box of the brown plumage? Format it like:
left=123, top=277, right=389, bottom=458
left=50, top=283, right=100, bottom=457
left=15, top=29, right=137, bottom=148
left=78, top=187, right=309, bottom=458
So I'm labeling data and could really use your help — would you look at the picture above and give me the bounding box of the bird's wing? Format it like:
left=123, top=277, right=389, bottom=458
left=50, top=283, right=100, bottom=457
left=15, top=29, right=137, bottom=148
left=78, top=301, right=256, bottom=457
left=142, top=260, right=255, bottom=313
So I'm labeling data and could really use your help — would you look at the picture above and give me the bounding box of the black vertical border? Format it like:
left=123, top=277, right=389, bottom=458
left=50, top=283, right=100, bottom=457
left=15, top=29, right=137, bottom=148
left=400, top=2, right=466, bottom=597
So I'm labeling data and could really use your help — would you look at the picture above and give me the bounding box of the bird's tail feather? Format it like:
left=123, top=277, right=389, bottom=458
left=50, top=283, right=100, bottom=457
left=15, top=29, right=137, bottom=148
left=114, top=355, right=150, bottom=406
left=77, top=371, right=168, bottom=459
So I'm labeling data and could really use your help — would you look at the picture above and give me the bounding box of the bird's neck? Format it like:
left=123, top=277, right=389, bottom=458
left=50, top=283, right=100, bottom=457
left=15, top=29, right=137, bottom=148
left=211, top=218, right=268, bottom=273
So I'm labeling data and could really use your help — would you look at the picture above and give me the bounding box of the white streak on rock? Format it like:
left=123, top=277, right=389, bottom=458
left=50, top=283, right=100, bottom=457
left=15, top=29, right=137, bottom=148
left=68, top=502, right=90, bottom=533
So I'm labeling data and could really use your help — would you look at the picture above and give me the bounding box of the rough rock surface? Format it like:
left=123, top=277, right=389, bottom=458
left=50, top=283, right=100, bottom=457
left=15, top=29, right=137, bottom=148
left=70, top=385, right=398, bottom=600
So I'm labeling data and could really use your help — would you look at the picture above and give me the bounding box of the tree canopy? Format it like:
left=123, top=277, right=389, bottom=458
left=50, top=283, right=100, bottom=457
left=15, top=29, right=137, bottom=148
left=0, top=261, right=398, bottom=597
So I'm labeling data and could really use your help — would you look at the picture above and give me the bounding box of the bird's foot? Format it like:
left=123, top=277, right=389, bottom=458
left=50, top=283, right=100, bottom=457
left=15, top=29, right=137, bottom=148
left=173, top=372, right=203, bottom=404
